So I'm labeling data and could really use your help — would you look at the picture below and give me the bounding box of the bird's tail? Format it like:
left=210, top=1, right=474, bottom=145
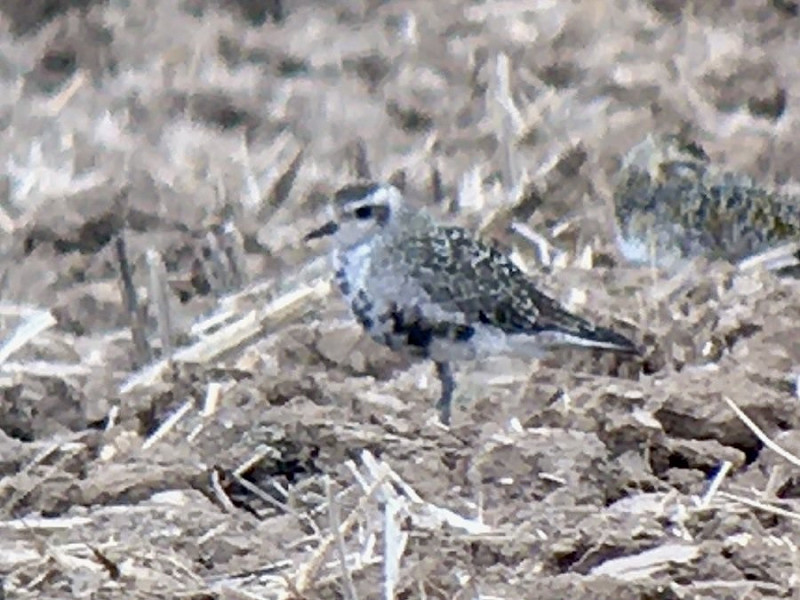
left=539, top=321, right=641, bottom=355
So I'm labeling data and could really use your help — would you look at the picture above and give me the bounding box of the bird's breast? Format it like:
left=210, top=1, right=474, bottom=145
left=333, top=243, right=373, bottom=298
left=333, top=243, right=386, bottom=335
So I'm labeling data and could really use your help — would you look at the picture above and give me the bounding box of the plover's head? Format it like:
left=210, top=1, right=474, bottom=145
left=304, top=182, right=405, bottom=247
left=621, top=133, right=710, bottom=183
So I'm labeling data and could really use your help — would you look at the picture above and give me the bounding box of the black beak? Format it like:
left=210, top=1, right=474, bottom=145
left=304, top=220, right=339, bottom=241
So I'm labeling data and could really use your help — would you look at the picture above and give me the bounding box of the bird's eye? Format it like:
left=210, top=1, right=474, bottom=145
left=684, top=141, right=709, bottom=161
left=354, top=205, right=373, bottom=219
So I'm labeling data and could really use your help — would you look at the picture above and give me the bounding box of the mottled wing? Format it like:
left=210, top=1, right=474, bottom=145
left=616, top=146, right=800, bottom=267
left=400, top=227, right=637, bottom=352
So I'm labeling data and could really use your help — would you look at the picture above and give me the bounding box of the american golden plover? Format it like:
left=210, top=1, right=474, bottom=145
left=305, top=182, right=640, bottom=425
left=614, top=133, right=800, bottom=272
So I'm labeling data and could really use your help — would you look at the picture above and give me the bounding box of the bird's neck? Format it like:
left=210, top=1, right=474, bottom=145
left=386, top=206, right=436, bottom=239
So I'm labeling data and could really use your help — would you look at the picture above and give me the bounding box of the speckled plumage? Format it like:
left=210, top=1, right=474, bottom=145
left=614, top=133, right=800, bottom=271
left=306, top=183, right=639, bottom=424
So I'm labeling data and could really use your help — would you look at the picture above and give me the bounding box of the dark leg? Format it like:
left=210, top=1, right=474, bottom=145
left=434, top=361, right=455, bottom=425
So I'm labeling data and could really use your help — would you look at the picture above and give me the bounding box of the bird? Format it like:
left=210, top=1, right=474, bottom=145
left=613, top=133, right=800, bottom=273
left=305, top=182, right=640, bottom=425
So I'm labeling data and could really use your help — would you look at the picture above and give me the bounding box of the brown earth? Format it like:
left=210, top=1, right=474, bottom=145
left=1, top=0, right=800, bottom=598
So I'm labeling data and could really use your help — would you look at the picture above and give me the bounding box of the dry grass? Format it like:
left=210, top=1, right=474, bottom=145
left=0, top=0, right=800, bottom=598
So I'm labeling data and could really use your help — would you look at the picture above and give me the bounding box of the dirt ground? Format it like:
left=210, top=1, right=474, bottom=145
left=1, top=0, right=800, bottom=598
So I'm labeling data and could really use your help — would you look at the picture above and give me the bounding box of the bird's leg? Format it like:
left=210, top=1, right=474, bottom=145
left=434, top=361, right=455, bottom=425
